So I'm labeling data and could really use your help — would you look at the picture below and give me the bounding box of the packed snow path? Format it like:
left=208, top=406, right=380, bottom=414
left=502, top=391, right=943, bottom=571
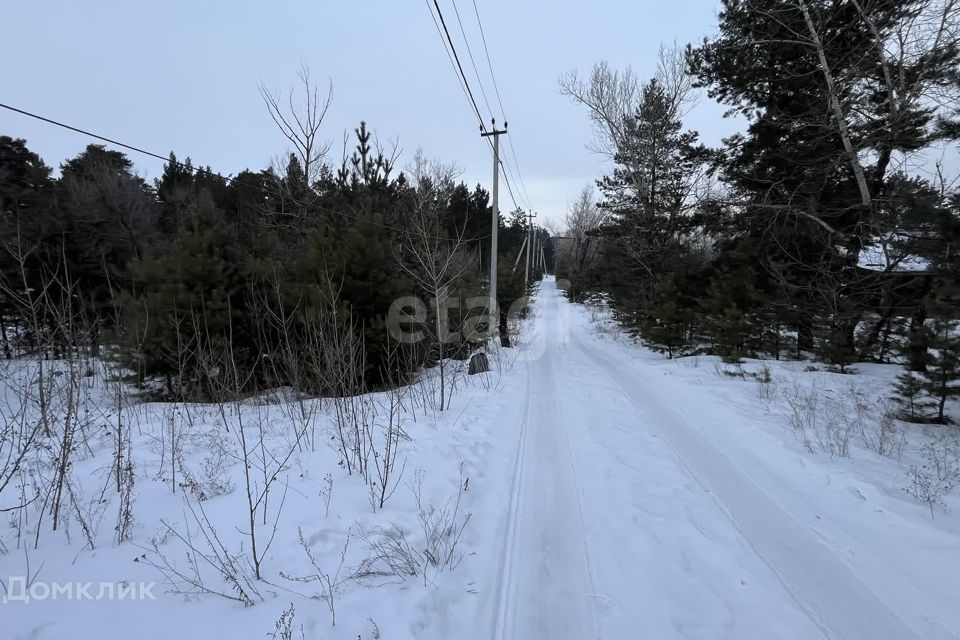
left=479, top=278, right=927, bottom=640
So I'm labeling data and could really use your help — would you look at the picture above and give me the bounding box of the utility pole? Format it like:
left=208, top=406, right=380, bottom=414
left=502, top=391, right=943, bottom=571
left=481, top=118, right=507, bottom=338
left=532, top=226, right=537, bottom=278
left=524, top=210, right=536, bottom=285
left=532, top=220, right=540, bottom=278
left=512, top=236, right=528, bottom=272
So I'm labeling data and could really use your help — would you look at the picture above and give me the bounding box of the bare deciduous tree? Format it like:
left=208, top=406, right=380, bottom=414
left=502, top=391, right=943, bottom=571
left=260, top=65, right=333, bottom=189
left=559, top=42, right=697, bottom=162
left=655, top=41, right=700, bottom=120
left=560, top=185, right=606, bottom=276
left=559, top=61, right=640, bottom=161
left=397, top=150, right=474, bottom=411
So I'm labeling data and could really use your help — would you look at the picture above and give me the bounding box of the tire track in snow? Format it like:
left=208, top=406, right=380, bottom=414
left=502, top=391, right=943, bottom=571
left=488, top=291, right=601, bottom=639
left=489, top=356, right=533, bottom=640
left=569, top=331, right=922, bottom=640
left=543, top=309, right=604, bottom=640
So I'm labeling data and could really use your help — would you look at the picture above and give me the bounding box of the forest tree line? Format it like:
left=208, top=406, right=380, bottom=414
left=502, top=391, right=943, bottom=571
left=557, top=0, right=960, bottom=423
left=0, top=113, right=552, bottom=401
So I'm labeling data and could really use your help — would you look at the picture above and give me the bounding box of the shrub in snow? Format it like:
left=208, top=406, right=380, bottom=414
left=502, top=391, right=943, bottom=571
left=143, top=496, right=264, bottom=606
left=782, top=384, right=893, bottom=459
left=282, top=528, right=352, bottom=628
left=756, top=364, right=773, bottom=384
left=904, top=440, right=960, bottom=518
left=320, top=473, right=334, bottom=519
left=357, top=523, right=422, bottom=581
left=858, top=402, right=906, bottom=460
left=268, top=603, right=301, bottom=640
left=357, top=466, right=471, bottom=586
left=753, top=364, right=777, bottom=400
left=714, top=361, right=747, bottom=379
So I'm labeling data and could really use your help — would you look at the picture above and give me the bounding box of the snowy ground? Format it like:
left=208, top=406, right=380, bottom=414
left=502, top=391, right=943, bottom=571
left=2, top=277, right=959, bottom=639
left=0, top=328, right=526, bottom=638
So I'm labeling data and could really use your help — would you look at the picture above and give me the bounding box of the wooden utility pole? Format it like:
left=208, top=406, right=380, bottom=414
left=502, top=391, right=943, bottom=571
left=481, top=119, right=507, bottom=337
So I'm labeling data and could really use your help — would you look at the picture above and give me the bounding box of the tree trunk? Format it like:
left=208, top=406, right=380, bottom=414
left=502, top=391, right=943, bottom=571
left=797, top=313, right=814, bottom=356
left=907, top=305, right=928, bottom=372
left=859, top=290, right=897, bottom=360
left=499, top=309, right=511, bottom=348
left=799, top=0, right=872, bottom=209
left=838, top=318, right=858, bottom=367
left=0, top=318, right=10, bottom=359
left=773, top=317, right=781, bottom=361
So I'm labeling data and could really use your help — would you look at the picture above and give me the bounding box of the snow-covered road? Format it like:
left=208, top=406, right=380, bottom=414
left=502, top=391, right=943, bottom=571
left=478, top=278, right=931, bottom=640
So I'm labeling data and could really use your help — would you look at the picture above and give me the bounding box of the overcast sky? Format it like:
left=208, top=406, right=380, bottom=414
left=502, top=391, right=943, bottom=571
left=0, top=0, right=738, bottom=227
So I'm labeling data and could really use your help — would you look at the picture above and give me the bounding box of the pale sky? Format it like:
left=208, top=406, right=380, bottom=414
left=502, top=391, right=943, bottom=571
left=0, top=0, right=737, bottom=228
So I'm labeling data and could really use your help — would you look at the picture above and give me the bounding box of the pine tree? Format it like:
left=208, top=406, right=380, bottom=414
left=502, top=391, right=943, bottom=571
left=690, top=0, right=960, bottom=366
left=0, top=137, right=56, bottom=356
left=819, top=307, right=859, bottom=374
left=595, top=78, right=705, bottom=343
left=894, top=283, right=959, bottom=424
left=892, top=188, right=960, bottom=422
left=156, top=152, right=195, bottom=237
left=920, top=287, right=960, bottom=423
left=701, top=244, right=762, bottom=362
left=58, top=145, right=157, bottom=315
left=124, top=190, right=252, bottom=397
left=922, top=320, right=959, bottom=423
left=643, top=276, right=688, bottom=359
left=894, top=370, right=931, bottom=421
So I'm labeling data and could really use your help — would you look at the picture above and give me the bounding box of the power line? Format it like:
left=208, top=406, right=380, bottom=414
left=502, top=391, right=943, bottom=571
left=498, top=158, right=523, bottom=211
left=429, top=0, right=486, bottom=129
left=423, top=0, right=527, bottom=213
left=470, top=0, right=506, bottom=118
left=506, top=135, right=533, bottom=209
left=0, top=101, right=488, bottom=242
left=465, top=1, right=533, bottom=210
left=449, top=0, right=495, bottom=120
left=423, top=0, right=479, bottom=127
left=7, top=17, right=536, bottom=233
left=0, top=102, right=172, bottom=164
